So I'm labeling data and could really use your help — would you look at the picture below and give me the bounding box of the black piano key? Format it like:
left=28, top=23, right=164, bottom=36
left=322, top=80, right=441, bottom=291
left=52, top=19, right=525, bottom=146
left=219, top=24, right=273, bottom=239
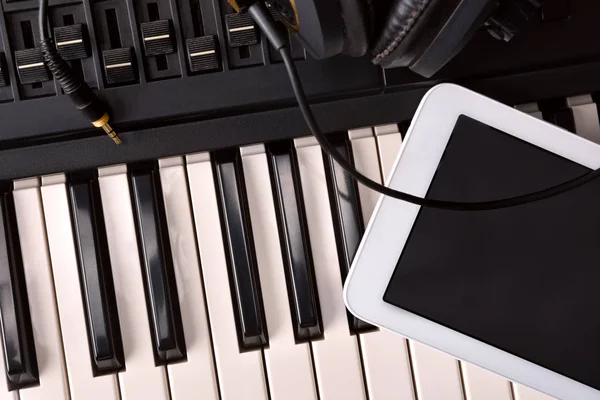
left=67, top=174, right=124, bottom=375
left=129, top=164, right=186, bottom=365
left=0, top=191, right=38, bottom=390
left=540, top=98, right=576, bottom=133
left=267, top=142, right=323, bottom=341
left=546, top=108, right=576, bottom=132
left=398, top=121, right=411, bottom=138
left=214, top=150, right=268, bottom=350
left=323, top=134, right=376, bottom=333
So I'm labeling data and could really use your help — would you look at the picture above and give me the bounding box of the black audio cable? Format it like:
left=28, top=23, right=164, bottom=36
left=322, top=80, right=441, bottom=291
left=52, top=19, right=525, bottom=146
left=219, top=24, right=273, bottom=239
left=248, top=2, right=600, bottom=211
left=38, top=0, right=121, bottom=144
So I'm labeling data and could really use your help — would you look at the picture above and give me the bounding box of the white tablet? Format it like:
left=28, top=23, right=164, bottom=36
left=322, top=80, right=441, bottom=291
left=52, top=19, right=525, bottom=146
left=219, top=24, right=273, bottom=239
left=344, top=83, right=600, bottom=400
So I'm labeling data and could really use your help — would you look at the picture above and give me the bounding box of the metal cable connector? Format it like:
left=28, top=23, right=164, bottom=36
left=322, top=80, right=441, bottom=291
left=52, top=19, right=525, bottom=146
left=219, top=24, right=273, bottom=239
left=93, top=113, right=121, bottom=144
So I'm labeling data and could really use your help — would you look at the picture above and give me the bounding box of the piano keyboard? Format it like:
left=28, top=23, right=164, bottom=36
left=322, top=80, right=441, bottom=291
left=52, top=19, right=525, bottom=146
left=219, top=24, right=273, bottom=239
left=1, top=95, right=600, bottom=400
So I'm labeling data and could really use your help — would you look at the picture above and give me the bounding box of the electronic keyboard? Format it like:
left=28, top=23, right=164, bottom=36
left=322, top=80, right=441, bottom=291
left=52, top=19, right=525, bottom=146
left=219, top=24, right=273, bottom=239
left=0, top=0, right=598, bottom=399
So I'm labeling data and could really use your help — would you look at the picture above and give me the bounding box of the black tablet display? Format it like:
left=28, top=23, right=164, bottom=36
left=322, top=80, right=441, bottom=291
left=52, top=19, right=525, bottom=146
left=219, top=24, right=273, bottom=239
left=383, top=115, right=600, bottom=391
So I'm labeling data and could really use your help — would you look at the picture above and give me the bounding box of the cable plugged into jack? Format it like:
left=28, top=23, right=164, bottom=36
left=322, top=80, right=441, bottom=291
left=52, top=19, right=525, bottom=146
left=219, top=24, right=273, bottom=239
left=38, top=0, right=121, bottom=144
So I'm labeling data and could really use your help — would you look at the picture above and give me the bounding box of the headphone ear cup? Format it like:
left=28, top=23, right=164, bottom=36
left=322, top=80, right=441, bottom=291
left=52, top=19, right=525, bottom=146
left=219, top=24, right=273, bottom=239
left=371, top=0, right=502, bottom=77
left=337, top=0, right=374, bottom=57
left=371, top=0, right=438, bottom=65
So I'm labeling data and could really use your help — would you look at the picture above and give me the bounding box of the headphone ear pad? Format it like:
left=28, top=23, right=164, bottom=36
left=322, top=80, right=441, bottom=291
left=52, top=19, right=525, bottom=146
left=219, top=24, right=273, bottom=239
left=338, top=0, right=374, bottom=57
left=370, top=0, right=434, bottom=65
left=371, top=0, right=504, bottom=77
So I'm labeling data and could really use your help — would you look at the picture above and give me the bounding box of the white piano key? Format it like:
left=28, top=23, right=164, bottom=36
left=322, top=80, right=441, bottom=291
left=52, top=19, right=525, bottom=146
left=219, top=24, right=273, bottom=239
left=157, top=157, right=219, bottom=400
left=348, top=128, right=382, bottom=221
left=348, top=129, right=416, bottom=400
left=409, top=343, right=463, bottom=400
left=515, top=103, right=543, bottom=120
left=40, top=174, right=120, bottom=400
left=13, top=178, right=69, bottom=400
left=567, top=95, right=600, bottom=144
left=513, top=385, right=556, bottom=400
left=186, top=153, right=268, bottom=400
left=373, top=127, right=464, bottom=400
left=374, top=124, right=403, bottom=184
left=240, top=144, right=318, bottom=400
left=294, top=137, right=366, bottom=400
left=461, top=364, right=512, bottom=400
left=97, top=165, right=170, bottom=400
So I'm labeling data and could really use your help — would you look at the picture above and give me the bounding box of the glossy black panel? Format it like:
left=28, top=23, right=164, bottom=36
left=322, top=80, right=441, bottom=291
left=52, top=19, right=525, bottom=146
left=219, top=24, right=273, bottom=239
left=129, top=164, right=186, bottom=364
left=0, top=192, right=38, bottom=390
left=214, top=151, right=268, bottom=350
left=68, top=175, right=124, bottom=375
left=323, top=134, right=375, bottom=333
left=268, top=142, right=323, bottom=341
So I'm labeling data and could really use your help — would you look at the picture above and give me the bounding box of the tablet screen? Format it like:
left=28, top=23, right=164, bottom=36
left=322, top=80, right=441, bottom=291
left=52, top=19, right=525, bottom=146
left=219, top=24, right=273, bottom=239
left=383, top=115, right=600, bottom=390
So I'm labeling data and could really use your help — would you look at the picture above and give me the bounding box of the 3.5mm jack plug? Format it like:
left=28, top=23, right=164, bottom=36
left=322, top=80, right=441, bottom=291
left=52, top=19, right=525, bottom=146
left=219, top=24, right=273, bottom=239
left=39, top=35, right=122, bottom=144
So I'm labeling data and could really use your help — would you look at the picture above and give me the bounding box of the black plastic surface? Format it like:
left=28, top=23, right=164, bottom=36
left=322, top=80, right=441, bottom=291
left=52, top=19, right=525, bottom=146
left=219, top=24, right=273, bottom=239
left=140, top=20, right=175, bottom=56
left=0, top=0, right=596, bottom=180
left=539, top=98, right=576, bottom=133
left=54, top=24, right=89, bottom=61
left=0, top=53, right=7, bottom=86
left=50, top=3, right=98, bottom=88
left=214, top=150, right=268, bottom=351
left=14, top=48, right=50, bottom=84
left=68, top=176, right=125, bottom=376
left=129, top=165, right=187, bottom=365
left=267, top=142, right=322, bottom=342
left=186, top=35, right=220, bottom=72
left=323, top=134, right=374, bottom=334
left=0, top=192, right=38, bottom=390
left=134, top=0, right=182, bottom=81
left=103, top=47, right=137, bottom=85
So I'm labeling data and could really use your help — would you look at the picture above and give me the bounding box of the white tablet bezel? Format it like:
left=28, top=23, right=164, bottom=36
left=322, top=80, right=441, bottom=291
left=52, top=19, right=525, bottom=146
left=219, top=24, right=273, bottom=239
left=343, top=83, right=600, bottom=400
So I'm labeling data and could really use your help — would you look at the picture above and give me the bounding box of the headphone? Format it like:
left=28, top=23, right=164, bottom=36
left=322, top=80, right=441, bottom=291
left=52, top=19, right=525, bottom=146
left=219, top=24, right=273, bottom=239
left=229, top=0, right=540, bottom=77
